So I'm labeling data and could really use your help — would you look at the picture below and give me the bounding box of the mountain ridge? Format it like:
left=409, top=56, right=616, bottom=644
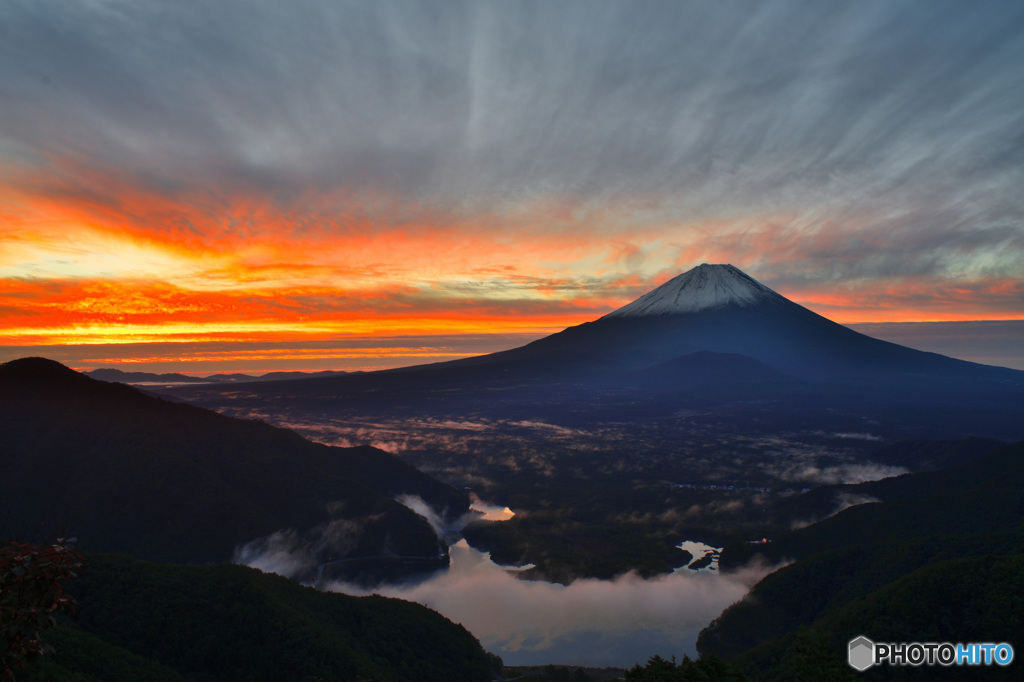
left=84, top=366, right=350, bottom=385
left=0, top=357, right=465, bottom=577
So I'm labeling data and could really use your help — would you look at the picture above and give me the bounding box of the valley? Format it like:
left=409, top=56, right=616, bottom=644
left=166, top=341, right=1021, bottom=584
left=6, top=265, right=1024, bottom=679
left=152, top=264, right=1024, bottom=675
left=179, top=402, right=891, bottom=580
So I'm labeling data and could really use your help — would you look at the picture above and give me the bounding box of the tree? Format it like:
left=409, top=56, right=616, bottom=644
left=624, top=653, right=748, bottom=681
left=0, top=539, right=83, bottom=680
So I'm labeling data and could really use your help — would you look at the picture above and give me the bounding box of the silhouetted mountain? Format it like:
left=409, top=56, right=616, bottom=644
left=167, top=264, right=1024, bottom=441
left=170, top=265, right=1024, bottom=390
left=443, top=263, right=1021, bottom=382
left=0, top=358, right=465, bottom=576
left=85, top=368, right=210, bottom=383
left=86, top=367, right=347, bottom=385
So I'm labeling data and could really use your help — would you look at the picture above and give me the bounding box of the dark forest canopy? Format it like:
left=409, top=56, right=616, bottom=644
left=19, top=553, right=496, bottom=682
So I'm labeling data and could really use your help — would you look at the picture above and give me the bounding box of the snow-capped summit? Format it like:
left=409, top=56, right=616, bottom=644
left=605, top=264, right=782, bottom=317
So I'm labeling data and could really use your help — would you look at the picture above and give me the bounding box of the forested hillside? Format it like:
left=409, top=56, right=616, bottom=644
left=699, top=440, right=1024, bottom=680
left=0, top=358, right=465, bottom=573
left=21, top=553, right=496, bottom=682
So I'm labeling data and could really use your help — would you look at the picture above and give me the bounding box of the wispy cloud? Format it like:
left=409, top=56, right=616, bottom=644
left=3, top=1, right=1023, bottom=367
left=771, top=462, right=908, bottom=486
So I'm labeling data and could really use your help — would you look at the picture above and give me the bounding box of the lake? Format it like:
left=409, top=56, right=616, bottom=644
left=322, top=537, right=767, bottom=667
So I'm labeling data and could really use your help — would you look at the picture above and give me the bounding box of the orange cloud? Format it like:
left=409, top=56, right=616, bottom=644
left=777, top=277, right=1024, bottom=323
left=3, top=170, right=657, bottom=353
left=3, top=161, right=1022, bottom=371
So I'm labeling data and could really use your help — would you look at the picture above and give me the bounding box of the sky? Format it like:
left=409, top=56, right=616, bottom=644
left=2, top=1, right=1023, bottom=373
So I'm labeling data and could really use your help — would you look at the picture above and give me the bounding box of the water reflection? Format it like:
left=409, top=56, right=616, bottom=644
left=324, top=540, right=769, bottom=667
left=468, top=498, right=516, bottom=522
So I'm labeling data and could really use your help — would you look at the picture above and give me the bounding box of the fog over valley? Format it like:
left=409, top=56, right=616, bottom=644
left=326, top=541, right=772, bottom=668
left=233, top=494, right=777, bottom=667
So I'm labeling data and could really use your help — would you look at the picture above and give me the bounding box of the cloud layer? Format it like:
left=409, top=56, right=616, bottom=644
left=2, top=1, right=1023, bottom=367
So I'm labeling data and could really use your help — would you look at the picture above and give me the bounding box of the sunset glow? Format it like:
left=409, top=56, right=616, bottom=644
left=2, top=2, right=1022, bottom=373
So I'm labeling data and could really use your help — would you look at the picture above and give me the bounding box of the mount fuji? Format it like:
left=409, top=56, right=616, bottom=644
left=166, top=263, right=1024, bottom=440
left=438, top=263, right=1017, bottom=384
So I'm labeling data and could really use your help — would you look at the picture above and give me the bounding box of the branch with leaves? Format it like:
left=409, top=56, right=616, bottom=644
left=0, top=539, right=84, bottom=680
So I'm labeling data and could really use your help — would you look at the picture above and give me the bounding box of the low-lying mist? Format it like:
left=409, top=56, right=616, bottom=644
left=324, top=540, right=773, bottom=667
left=233, top=518, right=363, bottom=580
left=230, top=495, right=510, bottom=580
left=233, top=495, right=778, bottom=668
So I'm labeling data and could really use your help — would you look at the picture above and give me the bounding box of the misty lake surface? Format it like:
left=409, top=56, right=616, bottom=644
left=323, top=539, right=762, bottom=667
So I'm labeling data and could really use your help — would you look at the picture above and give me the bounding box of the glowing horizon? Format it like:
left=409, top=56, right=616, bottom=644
left=2, top=3, right=1023, bottom=373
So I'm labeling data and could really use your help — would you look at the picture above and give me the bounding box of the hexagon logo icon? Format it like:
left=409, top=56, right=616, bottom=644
left=848, top=636, right=874, bottom=671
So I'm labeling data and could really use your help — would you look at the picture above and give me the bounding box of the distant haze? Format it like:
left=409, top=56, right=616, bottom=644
left=0, top=319, right=1017, bottom=375
left=848, top=320, right=1024, bottom=372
